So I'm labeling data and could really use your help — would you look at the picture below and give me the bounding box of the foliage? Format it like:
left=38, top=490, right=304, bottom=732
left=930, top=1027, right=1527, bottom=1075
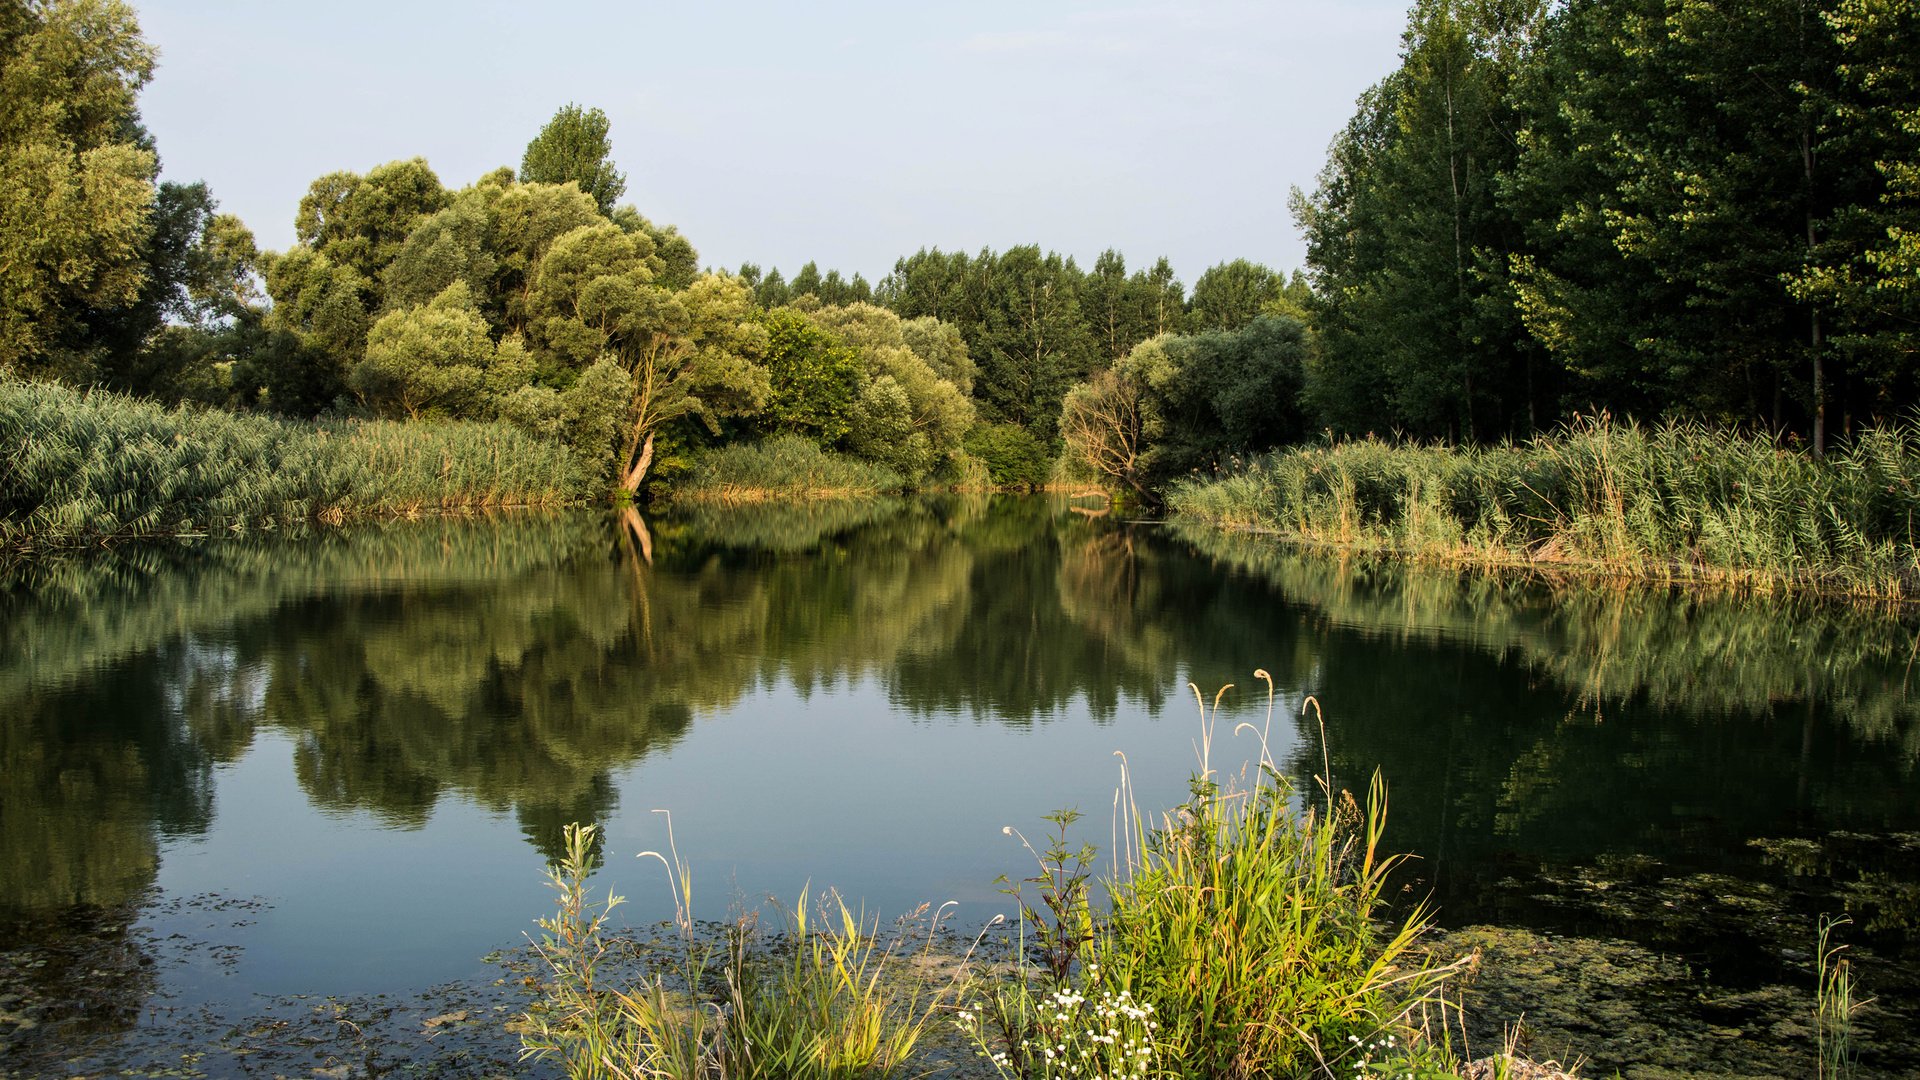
left=353, top=281, right=494, bottom=418
left=962, top=423, right=1052, bottom=490
left=1816, top=914, right=1863, bottom=1080
left=0, top=0, right=157, bottom=376
left=1301, top=0, right=1920, bottom=447
left=1186, top=258, right=1284, bottom=332
left=1060, top=315, right=1310, bottom=497
left=961, top=685, right=1464, bottom=1080
left=759, top=307, right=861, bottom=445
left=813, top=303, right=976, bottom=480
left=519, top=103, right=626, bottom=216
left=519, top=821, right=964, bottom=1080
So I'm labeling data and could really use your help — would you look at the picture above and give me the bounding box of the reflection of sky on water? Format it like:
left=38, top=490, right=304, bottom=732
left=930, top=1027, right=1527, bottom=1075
left=147, top=671, right=1249, bottom=1001
left=4, top=498, right=1917, bottom=1075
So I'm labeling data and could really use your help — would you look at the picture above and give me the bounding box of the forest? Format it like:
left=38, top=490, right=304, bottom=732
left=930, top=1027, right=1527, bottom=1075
left=2, top=0, right=1916, bottom=519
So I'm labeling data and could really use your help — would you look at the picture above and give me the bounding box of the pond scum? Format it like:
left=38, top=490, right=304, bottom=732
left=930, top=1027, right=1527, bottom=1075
left=1167, top=416, right=1920, bottom=601
left=0, top=378, right=594, bottom=549
left=520, top=681, right=1606, bottom=1080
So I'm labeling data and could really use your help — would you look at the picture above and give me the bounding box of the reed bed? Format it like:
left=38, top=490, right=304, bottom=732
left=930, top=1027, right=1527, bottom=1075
left=0, top=379, right=594, bottom=548
left=670, top=435, right=906, bottom=504
left=1168, top=416, right=1920, bottom=598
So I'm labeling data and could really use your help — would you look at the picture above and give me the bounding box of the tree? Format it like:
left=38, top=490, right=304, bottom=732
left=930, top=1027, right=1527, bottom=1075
left=1060, top=316, right=1310, bottom=496
left=1061, top=365, right=1154, bottom=498
left=0, top=0, right=157, bottom=375
left=293, top=158, right=447, bottom=300
left=257, top=246, right=372, bottom=411
left=1298, top=0, right=1542, bottom=440
left=520, top=103, right=626, bottom=216
left=1506, top=0, right=1861, bottom=445
left=812, top=302, right=977, bottom=479
left=91, top=180, right=261, bottom=395
left=1187, top=259, right=1282, bottom=332
left=353, top=281, right=493, bottom=418
left=612, top=272, right=772, bottom=493
left=759, top=306, right=860, bottom=444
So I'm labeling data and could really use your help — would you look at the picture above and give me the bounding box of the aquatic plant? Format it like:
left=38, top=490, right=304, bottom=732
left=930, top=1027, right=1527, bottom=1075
left=1817, top=914, right=1865, bottom=1080
left=668, top=435, right=905, bottom=504
left=960, top=680, right=1467, bottom=1080
left=0, top=378, right=593, bottom=548
left=1168, top=416, right=1920, bottom=599
left=518, top=815, right=969, bottom=1080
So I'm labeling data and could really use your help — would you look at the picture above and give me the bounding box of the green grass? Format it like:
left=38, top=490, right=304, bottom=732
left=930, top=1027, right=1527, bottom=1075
left=0, top=378, right=594, bottom=548
left=520, top=818, right=966, bottom=1080
left=1167, top=416, right=1920, bottom=599
left=963, top=680, right=1467, bottom=1080
left=669, top=435, right=907, bottom=503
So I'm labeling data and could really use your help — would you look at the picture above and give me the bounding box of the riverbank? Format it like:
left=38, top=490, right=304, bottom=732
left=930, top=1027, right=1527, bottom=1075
left=1167, top=417, right=1920, bottom=601
left=0, top=380, right=595, bottom=550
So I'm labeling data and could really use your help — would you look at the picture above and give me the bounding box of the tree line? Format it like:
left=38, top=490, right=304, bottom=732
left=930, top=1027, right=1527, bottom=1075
left=1298, top=0, right=1917, bottom=455
left=5, top=0, right=1915, bottom=500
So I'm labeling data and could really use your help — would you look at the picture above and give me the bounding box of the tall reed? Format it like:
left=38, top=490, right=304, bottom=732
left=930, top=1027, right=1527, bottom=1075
left=962, top=678, right=1467, bottom=1079
left=519, top=816, right=968, bottom=1080
left=1, top=379, right=593, bottom=548
left=1168, top=416, right=1920, bottom=598
left=670, top=435, right=906, bottom=504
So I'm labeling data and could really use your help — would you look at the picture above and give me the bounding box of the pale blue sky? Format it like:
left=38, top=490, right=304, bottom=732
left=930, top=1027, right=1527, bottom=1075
left=133, top=1, right=1409, bottom=287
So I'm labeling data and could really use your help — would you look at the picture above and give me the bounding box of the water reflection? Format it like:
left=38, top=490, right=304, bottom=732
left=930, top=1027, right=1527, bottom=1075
left=3, top=500, right=1918, bottom=1074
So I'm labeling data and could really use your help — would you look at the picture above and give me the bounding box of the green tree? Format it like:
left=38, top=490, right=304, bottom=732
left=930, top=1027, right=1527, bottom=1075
left=899, top=315, right=975, bottom=395
left=759, top=306, right=861, bottom=444
left=353, top=281, right=494, bottom=418
left=292, top=158, right=447, bottom=300
left=519, top=103, right=626, bottom=215
left=0, top=0, right=157, bottom=376
left=1187, top=259, right=1282, bottom=332
left=257, top=246, right=371, bottom=412
left=90, top=180, right=261, bottom=396
left=1299, top=0, right=1542, bottom=440
left=813, top=302, right=977, bottom=479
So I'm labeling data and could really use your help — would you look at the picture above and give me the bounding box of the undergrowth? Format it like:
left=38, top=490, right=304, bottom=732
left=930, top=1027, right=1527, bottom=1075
left=670, top=435, right=906, bottom=504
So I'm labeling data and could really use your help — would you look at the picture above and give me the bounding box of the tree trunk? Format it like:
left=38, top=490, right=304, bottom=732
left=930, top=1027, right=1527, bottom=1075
left=621, top=431, right=655, bottom=495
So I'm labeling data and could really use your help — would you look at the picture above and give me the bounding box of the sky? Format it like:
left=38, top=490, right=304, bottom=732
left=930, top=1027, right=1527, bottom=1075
left=132, top=1, right=1410, bottom=288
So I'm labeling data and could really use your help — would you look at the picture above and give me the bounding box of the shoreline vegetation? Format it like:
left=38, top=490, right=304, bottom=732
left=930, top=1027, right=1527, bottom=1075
left=520, top=686, right=1589, bottom=1080
left=1166, top=417, right=1920, bottom=602
left=1, top=379, right=593, bottom=551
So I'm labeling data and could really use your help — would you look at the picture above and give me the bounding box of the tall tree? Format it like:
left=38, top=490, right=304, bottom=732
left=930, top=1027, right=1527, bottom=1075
left=1506, top=0, right=1855, bottom=446
left=519, top=103, right=626, bottom=215
left=1187, top=259, right=1283, bottom=332
left=1299, top=0, right=1542, bottom=440
left=0, top=0, right=157, bottom=376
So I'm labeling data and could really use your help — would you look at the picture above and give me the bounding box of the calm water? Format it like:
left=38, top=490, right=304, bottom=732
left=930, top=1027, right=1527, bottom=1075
left=2, top=496, right=1916, bottom=1077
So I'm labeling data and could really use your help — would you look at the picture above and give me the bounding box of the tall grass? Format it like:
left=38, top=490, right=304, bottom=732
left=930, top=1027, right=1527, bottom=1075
left=670, top=435, right=906, bottom=504
left=519, top=817, right=967, bottom=1080
left=0, top=379, right=593, bottom=548
left=1168, top=416, right=1920, bottom=598
left=960, top=679, right=1468, bottom=1080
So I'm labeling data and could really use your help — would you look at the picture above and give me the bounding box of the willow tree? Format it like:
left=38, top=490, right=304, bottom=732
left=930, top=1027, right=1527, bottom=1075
left=613, top=272, right=771, bottom=493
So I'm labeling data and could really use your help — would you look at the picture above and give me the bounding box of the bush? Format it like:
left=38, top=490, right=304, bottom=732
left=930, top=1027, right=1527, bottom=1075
left=670, top=435, right=905, bottom=503
left=963, top=423, right=1052, bottom=490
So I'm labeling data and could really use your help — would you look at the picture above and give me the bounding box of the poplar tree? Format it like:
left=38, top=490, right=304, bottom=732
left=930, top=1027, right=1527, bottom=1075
left=520, top=104, right=626, bottom=215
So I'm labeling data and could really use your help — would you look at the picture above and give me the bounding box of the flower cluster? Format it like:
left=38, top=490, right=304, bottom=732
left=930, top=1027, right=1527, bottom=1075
left=957, top=985, right=1162, bottom=1080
